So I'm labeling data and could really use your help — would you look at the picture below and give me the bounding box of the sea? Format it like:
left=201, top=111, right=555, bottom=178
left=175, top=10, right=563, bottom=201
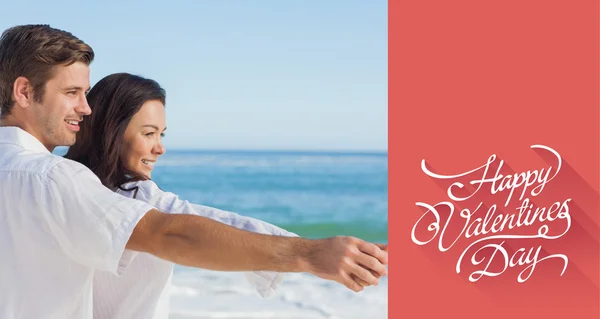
left=58, top=148, right=389, bottom=319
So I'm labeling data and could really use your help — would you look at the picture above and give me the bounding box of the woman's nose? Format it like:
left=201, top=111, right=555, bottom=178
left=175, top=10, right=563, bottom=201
left=154, top=141, right=166, bottom=155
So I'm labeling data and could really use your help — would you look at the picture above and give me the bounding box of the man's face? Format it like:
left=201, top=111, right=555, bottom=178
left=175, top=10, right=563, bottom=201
left=29, top=62, right=92, bottom=150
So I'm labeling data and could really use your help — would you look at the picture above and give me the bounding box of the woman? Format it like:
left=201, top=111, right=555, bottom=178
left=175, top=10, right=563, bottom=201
left=65, top=73, right=297, bottom=319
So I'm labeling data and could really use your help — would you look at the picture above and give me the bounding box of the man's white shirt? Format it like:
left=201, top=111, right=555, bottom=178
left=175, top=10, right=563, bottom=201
left=0, top=127, right=154, bottom=319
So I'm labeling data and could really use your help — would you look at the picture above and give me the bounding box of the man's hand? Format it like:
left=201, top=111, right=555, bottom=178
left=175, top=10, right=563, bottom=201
left=301, top=236, right=388, bottom=292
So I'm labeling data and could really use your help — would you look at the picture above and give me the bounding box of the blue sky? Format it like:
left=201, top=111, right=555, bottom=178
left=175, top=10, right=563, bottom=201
left=2, top=1, right=387, bottom=151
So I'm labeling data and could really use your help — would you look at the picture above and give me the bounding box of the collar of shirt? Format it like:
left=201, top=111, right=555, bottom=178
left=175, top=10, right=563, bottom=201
left=0, top=126, right=50, bottom=154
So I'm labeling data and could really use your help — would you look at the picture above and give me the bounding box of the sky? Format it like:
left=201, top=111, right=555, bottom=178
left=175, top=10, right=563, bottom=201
left=1, top=1, right=387, bottom=151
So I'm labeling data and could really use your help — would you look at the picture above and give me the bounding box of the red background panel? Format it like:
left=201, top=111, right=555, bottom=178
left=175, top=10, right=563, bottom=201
left=389, top=1, right=599, bottom=318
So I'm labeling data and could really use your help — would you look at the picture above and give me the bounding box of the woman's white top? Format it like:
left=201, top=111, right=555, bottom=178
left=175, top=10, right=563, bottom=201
left=92, top=180, right=296, bottom=319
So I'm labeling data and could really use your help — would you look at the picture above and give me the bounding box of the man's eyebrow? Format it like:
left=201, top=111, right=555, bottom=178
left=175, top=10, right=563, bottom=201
left=63, top=86, right=91, bottom=92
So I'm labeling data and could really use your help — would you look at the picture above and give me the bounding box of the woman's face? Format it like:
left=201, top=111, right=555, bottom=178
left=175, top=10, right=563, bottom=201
left=120, top=100, right=166, bottom=179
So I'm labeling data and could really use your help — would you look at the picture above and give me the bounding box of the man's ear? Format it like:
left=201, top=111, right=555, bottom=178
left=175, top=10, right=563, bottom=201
left=12, top=76, right=33, bottom=109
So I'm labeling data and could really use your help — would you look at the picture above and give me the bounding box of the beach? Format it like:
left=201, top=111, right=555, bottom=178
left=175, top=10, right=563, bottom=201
left=147, top=150, right=388, bottom=318
left=151, top=150, right=388, bottom=318
left=168, top=268, right=388, bottom=319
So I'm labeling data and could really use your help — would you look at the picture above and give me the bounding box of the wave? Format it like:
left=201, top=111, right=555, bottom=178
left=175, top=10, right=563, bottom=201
left=169, top=271, right=388, bottom=319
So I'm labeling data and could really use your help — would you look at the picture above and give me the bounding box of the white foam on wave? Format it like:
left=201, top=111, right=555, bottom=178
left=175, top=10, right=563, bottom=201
left=169, top=269, right=388, bottom=319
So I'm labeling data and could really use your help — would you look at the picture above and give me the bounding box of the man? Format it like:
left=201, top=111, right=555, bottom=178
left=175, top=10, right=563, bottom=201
left=0, top=24, right=388, bottom=318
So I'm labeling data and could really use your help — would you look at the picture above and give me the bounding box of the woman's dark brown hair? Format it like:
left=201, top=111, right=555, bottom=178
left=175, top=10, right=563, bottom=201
left=65, top=73, right=166, bottom=190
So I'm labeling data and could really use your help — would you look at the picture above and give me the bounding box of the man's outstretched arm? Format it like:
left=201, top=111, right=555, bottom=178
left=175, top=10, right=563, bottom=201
left=127, top=209, right=388, bottom=292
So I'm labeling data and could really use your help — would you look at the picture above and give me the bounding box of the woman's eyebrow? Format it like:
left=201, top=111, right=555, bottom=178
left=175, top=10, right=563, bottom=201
left=141, top=125, right=167, bottom=132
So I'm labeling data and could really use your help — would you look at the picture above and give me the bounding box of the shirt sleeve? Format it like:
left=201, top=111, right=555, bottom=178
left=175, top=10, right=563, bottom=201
left=40, top=159, right=155, bottom=275
left=135, top=180, right=297, bottom=238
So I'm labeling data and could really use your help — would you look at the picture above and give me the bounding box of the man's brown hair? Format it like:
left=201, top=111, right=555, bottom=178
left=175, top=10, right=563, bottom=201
left=0, top=24, right=94, bottom=117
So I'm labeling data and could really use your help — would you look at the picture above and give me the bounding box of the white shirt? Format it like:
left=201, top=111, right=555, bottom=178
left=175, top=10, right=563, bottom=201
left=0, top=127, right=155, bottom=319
left=93, top=179, right=296, bottom=319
